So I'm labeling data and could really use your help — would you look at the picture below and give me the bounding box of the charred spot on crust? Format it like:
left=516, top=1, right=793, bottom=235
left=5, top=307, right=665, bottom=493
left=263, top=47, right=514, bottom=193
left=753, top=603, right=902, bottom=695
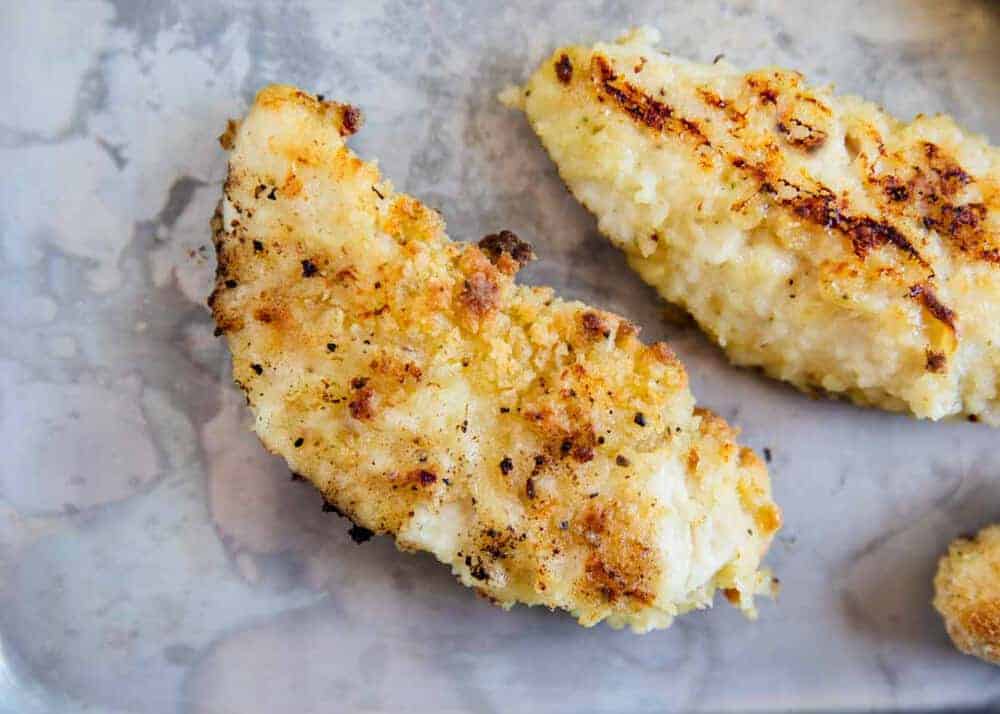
left=883, top=177, right=909, bottom=202
left=470, top=563, right=489, bottom=581
left=409, top=469, right=437, bottom=485
left=908, top=283, right=956, bottom=331
left=478, top=230, right=535, bottom=269
left=351, top=376, right=368, bottom=389
left=925, top=350, right=947, bottom=373
left=339, top=105, right=362, bottom=136
left=555, top=53, right=573, bottom=84
left=349, top=387, right=375, bottom=420
left=348, top=524, right=374, bottom=543
left=572, top=445, right=595, bottom=463
left=581, top=311, right=611, bottom=339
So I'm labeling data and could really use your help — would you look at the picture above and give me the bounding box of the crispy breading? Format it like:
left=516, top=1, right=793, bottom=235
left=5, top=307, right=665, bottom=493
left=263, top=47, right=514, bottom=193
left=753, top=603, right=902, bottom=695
left=934, top=524, right=1000, bottom=665
left=209, top=84, right=780, bottom=631
left=511, top=28, right=1000, bottom=424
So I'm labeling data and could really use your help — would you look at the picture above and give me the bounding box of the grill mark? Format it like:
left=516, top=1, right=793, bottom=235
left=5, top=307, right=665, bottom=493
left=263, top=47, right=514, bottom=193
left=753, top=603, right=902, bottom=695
left=908, top=282, right=956, bottom=331
left=591, top=55, right=708, bottom=144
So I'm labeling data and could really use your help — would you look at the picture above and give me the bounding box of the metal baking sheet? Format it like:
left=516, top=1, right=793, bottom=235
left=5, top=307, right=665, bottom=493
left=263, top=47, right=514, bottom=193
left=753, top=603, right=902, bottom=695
left=2, top=1, right=999, bottom=711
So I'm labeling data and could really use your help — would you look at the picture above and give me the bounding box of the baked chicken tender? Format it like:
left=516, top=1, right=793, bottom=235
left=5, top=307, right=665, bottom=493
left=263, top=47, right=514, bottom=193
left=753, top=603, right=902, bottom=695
left=934, top=525, right=1000, bottom=665
left=510, top=28, right=1000, bottom=424
left=209, top=85, right=780, bottom=631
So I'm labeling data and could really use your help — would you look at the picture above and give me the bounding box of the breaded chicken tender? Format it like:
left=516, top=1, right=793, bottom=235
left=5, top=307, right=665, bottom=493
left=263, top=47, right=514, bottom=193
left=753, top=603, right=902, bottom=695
left=209, top=85, right=780, bottom=631
left=934, top=524, right=1000, bottom=665
left=510, top=28, right=1000, bottom=424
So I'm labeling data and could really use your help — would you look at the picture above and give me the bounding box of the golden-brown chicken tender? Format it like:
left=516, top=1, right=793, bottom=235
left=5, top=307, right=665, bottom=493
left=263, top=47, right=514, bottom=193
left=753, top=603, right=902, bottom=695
left=510, top=28, right=1000, bottom=424
left=934, top=525, right=1000, bottom=665
left=209, top=84, right=780, bottom=631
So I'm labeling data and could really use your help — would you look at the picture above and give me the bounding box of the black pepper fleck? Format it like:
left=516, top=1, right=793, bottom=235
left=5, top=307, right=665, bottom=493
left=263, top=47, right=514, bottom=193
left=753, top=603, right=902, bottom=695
left=252, top=240, right=264, bottom=252
left=763, top=447, right=773, bottom=463
left=225, top=279, right=237, bottom=288
left=499, top=457, right=514, bottom=475
left=615, top=455, right=630, bottom=467
left=327, top=343, right=337, bottom=352
left=251, top=363, right=263, bottom=375
left=634, top=412, right=647, bottom=427
left=301, top=259, right=318, bottom=277
left=294, top=437, right=304, bottom=447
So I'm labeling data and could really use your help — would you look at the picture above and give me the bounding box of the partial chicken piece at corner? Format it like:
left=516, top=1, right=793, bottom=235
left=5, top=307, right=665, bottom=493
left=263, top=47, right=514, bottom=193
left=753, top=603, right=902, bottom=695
left=934, top=524, right=1000, bottom=666
left=209, top=84, right=780, bottom=632
left=508, top=27, right=1000, bottom=424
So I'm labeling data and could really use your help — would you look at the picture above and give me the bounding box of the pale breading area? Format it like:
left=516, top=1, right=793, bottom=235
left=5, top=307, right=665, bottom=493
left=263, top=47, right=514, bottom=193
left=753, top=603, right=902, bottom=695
left=934, top=525, right=1000, bottom=665
left=210, top=85, right=780, bottom=631
left=512, top=28, right=1000, bottom=423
